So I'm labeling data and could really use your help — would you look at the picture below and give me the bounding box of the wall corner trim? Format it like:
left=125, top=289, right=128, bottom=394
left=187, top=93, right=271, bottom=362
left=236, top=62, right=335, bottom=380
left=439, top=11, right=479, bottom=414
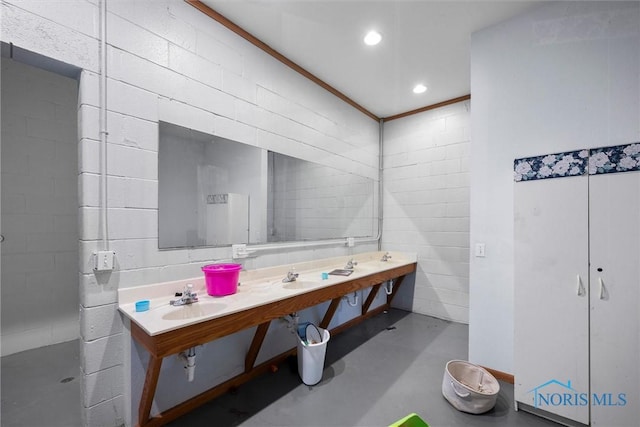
left=383, top=94, right=471, bottom=122
left=185, top=0, right=380, bottom=121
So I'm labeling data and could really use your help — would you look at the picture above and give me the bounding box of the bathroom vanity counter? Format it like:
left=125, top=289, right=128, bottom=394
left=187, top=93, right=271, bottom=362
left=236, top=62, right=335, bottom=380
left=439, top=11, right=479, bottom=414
left=119, top=251, right=416, bottom=337
left=119, top=251, right=417, bottom=427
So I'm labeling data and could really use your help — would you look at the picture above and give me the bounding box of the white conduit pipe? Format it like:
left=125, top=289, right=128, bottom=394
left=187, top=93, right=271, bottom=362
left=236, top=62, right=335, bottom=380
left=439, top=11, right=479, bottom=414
left=353, top=118, right=384, bottom=247
left=99, top=0, right=109, bottom=251
left=244, top=238, right=346, bottom=253
left=377, top=118, right=384, bottom=251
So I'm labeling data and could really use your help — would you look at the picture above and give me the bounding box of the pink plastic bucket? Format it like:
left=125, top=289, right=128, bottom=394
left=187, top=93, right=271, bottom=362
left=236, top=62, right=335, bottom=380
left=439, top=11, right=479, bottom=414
left=202, top=263, right=242, bottom=296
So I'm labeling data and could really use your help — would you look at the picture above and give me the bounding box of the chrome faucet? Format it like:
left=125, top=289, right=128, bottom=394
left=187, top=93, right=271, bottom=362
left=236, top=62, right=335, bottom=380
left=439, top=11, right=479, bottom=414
left=344, top=258, right=358, bottom=270
left=282, top=269, right=299, bottom=283
left=381, top=252, right=392, bottom=262
left=170, top=283, right=199, bottom=306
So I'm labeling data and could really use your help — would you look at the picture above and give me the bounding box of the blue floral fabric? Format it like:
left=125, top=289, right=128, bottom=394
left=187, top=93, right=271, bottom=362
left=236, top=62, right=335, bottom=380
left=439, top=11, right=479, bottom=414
left=589, top=143, right=640, bottom=175
left=514, top=142, right=640, bottom=182
left=514, top=149, right=589, bottom=182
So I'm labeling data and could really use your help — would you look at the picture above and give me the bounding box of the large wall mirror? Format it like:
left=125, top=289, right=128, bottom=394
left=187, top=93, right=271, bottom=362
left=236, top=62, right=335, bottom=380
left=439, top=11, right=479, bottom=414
left=158, top=122, right=378, bottom=249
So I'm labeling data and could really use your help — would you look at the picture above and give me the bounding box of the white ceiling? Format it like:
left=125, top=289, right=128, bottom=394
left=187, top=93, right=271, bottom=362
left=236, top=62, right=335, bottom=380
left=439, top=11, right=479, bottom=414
left=200, top=0, right=543, bottom=119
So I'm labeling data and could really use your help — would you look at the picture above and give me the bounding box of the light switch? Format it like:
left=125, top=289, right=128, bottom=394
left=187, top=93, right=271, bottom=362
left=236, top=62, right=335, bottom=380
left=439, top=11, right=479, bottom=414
left=475, top=243, right=486, bottom=258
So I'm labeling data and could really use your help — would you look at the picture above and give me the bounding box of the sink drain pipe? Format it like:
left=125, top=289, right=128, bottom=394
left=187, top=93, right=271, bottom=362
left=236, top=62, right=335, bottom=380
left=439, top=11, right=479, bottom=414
left=283, top=312, right=300, bottom=334
left=385, top=280, right=394, bottom=295
left=178, top=347, right=197, bottom=382
left=343, top=292, right=359, bottom=307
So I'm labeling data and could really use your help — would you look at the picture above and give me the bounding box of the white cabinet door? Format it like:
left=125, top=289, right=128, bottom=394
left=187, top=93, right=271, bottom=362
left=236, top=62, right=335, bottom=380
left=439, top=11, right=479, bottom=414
left=589, top=171, right=640, bottom=426
left=514, top=176, right=590, bottom=424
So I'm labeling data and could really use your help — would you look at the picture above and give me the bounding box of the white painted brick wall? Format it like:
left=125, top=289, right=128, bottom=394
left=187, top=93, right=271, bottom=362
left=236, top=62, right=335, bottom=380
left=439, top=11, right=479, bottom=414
left=106, top=111, right=158, bottom=151
left=81, top=395, right=125, bottom=427
left=1, top=1, right=380, bottom=425
left=168, top=43, right=223, bottom=90
left=195, top=29, right=244, bottom=74
left=80, top=303, right=123, bottom=342
left=107, top=12, right=169, bottom=68
left=214, top=114, right=257, bottom=146
left=105, top=78, right=158, bottom=122
left=79, top=273, right=119, bottom=309
left=157, top=97, right=217, bottom=139
left=80, top=333, right=124, bottom=374
left=106, top=144, right=157, bottom=179
left=7, top=0, right=99, bottom=39
left=1, top=58, right=79, bottom=356
left=0, top=2, right=99, bottom=72
left=382, top=101, right=471, bottom=324
left=82, top=365, right=124, bottom=408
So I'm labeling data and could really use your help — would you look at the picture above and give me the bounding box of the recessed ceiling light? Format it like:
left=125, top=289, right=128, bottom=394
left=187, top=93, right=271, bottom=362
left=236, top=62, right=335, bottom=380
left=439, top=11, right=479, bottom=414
left=364, top=30, right=382, bottom=46
left=413, top=84, right=427, bottom=94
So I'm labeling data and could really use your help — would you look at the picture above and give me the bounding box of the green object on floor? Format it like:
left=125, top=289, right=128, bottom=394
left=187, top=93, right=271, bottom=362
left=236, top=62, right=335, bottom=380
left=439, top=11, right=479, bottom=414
left=389, top=413, right=429, bottom=427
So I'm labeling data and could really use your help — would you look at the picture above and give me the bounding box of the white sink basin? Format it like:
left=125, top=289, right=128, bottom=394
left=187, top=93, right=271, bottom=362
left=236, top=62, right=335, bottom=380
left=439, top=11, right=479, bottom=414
left=161, top=302, right=227, bottom=320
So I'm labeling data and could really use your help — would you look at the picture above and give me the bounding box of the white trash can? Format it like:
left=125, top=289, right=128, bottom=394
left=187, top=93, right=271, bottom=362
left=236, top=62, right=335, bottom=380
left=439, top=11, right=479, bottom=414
left=442, top=360, right=500, bottom=414
left=297, top=328, right=330, bottom=386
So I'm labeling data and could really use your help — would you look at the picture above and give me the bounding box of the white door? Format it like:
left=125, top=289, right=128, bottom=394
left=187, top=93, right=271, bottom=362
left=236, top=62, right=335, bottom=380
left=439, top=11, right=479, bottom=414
left=514, top=176, right=590, bottom=424
left=589, top=170, right=640, bottom=426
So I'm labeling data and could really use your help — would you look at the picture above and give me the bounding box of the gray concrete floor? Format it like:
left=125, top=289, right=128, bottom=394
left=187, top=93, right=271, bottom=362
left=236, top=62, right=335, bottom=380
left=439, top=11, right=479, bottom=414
left=168, top=309, right=558, bottom=427
left=1, top=339, right=81, bottom=427
left=0, top=310, right=559, bottom=427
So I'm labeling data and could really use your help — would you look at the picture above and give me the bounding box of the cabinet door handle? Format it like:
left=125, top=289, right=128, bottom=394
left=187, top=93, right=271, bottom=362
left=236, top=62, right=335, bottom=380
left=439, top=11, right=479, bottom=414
left=576, top=275, right=585, bottom=296
left=598, top=277, right=606, bottom=300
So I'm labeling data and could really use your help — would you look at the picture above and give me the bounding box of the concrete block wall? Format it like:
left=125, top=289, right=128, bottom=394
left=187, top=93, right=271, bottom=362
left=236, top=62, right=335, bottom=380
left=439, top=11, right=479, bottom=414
left=0, top=58, right=79, bottom=356
left=2, top=1, right=379, bottom=425
left=382, top=101, right=471, bottom=323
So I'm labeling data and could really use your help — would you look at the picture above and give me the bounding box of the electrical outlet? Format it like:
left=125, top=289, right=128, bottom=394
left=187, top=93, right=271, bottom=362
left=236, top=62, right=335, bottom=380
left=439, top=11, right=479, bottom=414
left=94, top=250, right=115, bottom=271
left=232, top=244, right=247, bottom=259
left=475, top=243, right=486, bottom=258
left=347, top=237, right=355, bottom=247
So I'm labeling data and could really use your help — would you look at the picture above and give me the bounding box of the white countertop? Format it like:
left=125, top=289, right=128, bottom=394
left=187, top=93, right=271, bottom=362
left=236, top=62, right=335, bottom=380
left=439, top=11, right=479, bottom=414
left=118, top=251, right=416, bottom=336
